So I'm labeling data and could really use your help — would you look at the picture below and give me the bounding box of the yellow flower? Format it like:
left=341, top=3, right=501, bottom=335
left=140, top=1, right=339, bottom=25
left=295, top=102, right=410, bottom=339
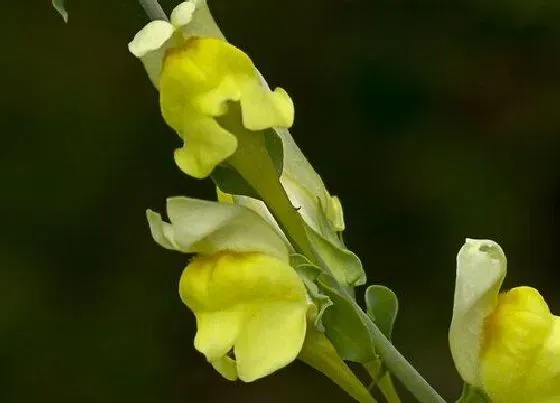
left=160, top=37, right=293, bottom=178
left=147, top=197, right=309, bottom=381
left=449, top=239, right=560, bottom=403
left=129, top=1, right=294, bottom=179
left=180, top=251, right=308, bottom=381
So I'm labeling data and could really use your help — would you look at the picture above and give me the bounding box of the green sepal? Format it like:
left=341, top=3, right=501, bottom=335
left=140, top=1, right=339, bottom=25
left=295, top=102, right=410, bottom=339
left=365, top=285, right=398, bottom=340
left=304, top=195, right=366, bottom=287
left=290, top=254, right=374, bottom=362
left=456, top=384, right=490, bottom=403
left=306, top=223, right=366, bottom=287
left=52, top=0, right=68, bottom=22
left=291, top=254, right=333, bottom=332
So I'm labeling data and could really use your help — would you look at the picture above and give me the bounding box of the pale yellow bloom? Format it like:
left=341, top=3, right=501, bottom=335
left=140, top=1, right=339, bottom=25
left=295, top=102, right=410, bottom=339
left=160, top=37, right=293, bottom=178
left=180, top=251, right=308, bottom=381
left=147, top=197, right=309, bottom=381
left=129, top=1, right=293, bottom=179
left=450, top=239, right=560, bottom=403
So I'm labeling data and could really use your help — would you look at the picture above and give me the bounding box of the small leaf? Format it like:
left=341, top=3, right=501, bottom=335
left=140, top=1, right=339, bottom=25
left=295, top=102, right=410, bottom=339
left=365, top=285, right=398, bottom=340
left=306, top=225, right=366, bottom=287
left=290, top=253, right=374, bottom=362
left=52, top=0, right=68, bottom=22
left=316, top=273, right=375, bottom=362
left=456, top=384, right=490, bottom=403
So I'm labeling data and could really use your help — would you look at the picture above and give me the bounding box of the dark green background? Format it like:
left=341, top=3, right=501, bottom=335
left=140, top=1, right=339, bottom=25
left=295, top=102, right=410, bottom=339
left=2, top=0, right=559, bottom=402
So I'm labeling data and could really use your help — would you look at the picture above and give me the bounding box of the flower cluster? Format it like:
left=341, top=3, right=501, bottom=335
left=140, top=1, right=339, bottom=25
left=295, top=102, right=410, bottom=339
left=126, top=1, right=559, bottom=402
left=129, top=2, right=373, bottom=401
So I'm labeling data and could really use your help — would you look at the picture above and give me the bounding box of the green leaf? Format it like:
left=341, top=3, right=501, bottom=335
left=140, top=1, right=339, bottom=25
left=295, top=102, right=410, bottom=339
left=290, top=253, right=374, bottom=362
left=316, top=273, right=375, bottom=362
left=365, top=285, right=398, bottom=340
left=306, top=223, right=366, bottom=287
left=456, top=384, right=490, bottom=403
left=52, top=0, right=68, bottom=22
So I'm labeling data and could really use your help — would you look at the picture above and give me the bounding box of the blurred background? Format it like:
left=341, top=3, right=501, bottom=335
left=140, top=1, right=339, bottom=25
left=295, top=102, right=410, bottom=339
left=2, top=0, right=560, bottom=402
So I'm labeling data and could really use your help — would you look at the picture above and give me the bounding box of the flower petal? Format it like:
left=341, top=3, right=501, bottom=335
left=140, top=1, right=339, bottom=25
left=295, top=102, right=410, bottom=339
left=146, top=210, right=180, bottom=250
left=480, top=287, right=555, bottom=403
left=179, top=252, right=308, bottom=381
left=235, top=302, right=308, bottom=381
left=128, top=20, right=176, bottom=87
left=173, top=115, right=238, bottom=178
left=239, top=85, right=294, bottom=130
left=449, top=238, right=507, bottom=387
left=170, top=1, right=195, bottom=28
left=148, top=197, right=289, bottom=261
left=209, top=356, right=238, bottom=381
left=159, top=37, right=294, bottom=178
left=193, top=310, right=244, bottom=362
left=529, top=316, right=560, bottom=402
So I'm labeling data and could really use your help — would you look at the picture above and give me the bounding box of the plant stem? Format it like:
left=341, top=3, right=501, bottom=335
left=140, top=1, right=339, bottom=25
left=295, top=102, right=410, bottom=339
left=365, top=319, right=446, bottom=403
left=138, top=0, right=168, bottom=21
left=299, top=329, right=378, bottom=403
left=363, top=360, right=401, bottom=403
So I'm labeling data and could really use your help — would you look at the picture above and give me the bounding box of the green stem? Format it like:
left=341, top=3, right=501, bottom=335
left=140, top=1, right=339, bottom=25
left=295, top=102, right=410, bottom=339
left=138, top=0, right=168, bottom=21
left=378, top=373, right=401, bottom=403
left=299, top=328, right=378, bottom=403
left=228, top=129, right=316, bottom=261
left=363, top=361, right=401, bottom=403
left=364, top=319, right=445, bottom=403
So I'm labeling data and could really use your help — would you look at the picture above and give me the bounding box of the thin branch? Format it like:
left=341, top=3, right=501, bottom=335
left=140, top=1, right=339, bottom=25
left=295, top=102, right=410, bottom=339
left=138, top=0, right=169, bottom=21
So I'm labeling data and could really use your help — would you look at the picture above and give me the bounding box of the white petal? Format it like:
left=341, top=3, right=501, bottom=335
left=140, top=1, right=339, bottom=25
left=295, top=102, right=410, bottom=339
left=128, top=20, right=175, bottom=87
left=146, top=210, right=179, bottom=250
left=151, top=197, right=289, bottom=261
left=449, top=238, right=507, bottom=386
left=128, top=20, right=174, bottom=58
left=170, top=1, right=196, bottom=28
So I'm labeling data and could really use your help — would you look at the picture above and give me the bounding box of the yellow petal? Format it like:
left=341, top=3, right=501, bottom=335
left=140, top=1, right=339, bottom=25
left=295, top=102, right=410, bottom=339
left=239, top=85, right=294, bottom=130
left=193, top=310, right=244, bottom=361
left=209, top=356, right=238, bottom=381
left=527, top=316, right=560, bottom=402
left=159, top=37, right=293, bottom=178
left=235, top=302, right=307, bottom=381
left=179, top=251, right=308, bottom=381
left=480, top=287, right=555, bottom=403
left=173, top=115, right=238, bottom=178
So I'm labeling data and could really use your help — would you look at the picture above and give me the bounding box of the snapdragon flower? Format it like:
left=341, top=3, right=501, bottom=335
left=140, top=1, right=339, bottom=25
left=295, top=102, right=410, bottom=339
left=449, top=239, right=560, bottom=403
left=129, top=0, right=293, bottom=179
left=147, top=197, right=309, bottom=381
